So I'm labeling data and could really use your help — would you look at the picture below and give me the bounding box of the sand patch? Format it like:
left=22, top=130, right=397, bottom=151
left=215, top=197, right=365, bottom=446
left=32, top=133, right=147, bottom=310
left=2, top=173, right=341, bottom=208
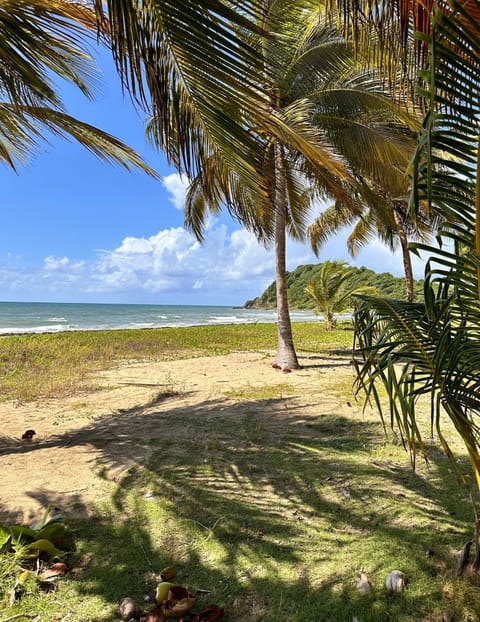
left=0, top=350, right=358, bottom=523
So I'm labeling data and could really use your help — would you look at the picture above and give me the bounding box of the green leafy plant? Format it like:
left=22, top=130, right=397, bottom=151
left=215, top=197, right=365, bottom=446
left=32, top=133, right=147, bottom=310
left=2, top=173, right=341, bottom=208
left=2, top=507, right=65, bottom=557
left=352, top=0, right=480, bottom=573
left=0, top=507, right=67, bottom=605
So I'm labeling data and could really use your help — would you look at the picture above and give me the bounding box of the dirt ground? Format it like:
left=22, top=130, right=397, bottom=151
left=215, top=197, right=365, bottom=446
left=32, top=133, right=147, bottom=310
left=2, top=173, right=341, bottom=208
left=0, top=350, right=359, bottom=525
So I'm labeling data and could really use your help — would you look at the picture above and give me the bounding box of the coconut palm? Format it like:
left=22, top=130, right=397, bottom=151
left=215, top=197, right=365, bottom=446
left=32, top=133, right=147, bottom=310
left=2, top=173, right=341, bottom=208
left=90, top=0, right=419, bottom=369
left=141, top=2, right=352, bottom=369
left=0, top=0, right=155, bottom=173
left=160, top=4, right=417, bottom=369
left=305, top=260, right=376, bottom=330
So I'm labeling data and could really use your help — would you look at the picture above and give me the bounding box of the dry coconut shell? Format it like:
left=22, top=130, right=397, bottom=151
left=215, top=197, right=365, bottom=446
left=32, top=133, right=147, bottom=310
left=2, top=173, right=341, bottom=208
left=168, top=596, right=196, bottom=616
left=118, top=597, right=141, bottom=620
left=168, top=585, right=190, bottom=601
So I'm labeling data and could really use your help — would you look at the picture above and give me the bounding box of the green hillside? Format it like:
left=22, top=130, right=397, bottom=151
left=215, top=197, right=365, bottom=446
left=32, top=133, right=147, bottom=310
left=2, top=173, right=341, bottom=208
left=244, top=263, right=424, bottom=309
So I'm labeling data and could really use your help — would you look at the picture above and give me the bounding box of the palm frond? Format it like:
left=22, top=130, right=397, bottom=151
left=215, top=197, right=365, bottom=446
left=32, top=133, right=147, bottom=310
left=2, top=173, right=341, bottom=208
left=95, top=0, right=274, bottom=193
left=353, top=0, right=480, bottom=497
left=0, top=0, right=101, bottom=107
left=0, top=104, right=158, bottom=174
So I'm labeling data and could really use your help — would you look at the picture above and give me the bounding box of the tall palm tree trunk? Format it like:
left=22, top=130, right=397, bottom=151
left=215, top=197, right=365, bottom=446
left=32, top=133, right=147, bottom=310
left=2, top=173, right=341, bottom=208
left=273, top=141, right=300, bottom=370
left=393, top=208, right=415, bottom=302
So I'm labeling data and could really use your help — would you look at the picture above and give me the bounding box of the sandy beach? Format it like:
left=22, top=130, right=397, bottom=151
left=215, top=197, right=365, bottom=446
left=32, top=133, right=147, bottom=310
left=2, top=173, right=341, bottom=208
left=0, top=349, right=358, bottom=524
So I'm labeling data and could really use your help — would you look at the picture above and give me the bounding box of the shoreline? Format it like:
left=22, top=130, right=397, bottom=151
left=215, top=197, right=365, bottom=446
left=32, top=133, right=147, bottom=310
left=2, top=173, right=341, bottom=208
left=0, top=301, right=320, bottom=336
left=0, top=316, right=320, bottom=338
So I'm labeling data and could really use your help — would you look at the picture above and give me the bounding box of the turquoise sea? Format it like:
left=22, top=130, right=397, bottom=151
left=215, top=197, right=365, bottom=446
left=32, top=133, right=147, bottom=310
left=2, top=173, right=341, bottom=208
left=0, top=302, right=319, bottom=335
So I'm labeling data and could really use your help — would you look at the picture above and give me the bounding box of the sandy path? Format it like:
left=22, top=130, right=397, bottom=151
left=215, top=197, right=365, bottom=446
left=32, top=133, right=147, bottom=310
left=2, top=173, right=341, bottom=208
left=0, top=351, right=357, bottom=524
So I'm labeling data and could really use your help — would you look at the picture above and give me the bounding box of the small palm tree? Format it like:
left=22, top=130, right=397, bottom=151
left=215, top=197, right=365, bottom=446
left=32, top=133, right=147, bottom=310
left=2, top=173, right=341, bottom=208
left=308, top=196, right=434, bottom=302
left=305, top=260, right=376, bottom=330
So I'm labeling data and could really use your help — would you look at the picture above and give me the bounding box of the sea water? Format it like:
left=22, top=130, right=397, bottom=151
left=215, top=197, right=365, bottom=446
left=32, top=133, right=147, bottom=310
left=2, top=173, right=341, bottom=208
left=0, top=301, right=319, bottom=335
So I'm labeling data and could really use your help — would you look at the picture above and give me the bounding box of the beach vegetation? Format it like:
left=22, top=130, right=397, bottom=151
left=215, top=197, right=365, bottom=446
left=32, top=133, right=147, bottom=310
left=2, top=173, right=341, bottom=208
left=0, top=507, right=68, bottom=605
left=1, top=357, right=479, bottom=620
left=2, top=0, right=480, bottom=617
left=305, top=260, right=377, bottom=330
left=308, top=193, right=434, bottom=302
left=0, top=323, right=352, bottom=403
left=333, top=0, right=480, bottom=573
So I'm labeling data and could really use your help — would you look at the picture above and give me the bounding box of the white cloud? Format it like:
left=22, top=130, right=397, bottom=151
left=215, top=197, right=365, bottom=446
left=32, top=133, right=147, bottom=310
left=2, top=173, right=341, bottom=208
left=43, top=256, right=69, bottom=271
left=0, top=219, right=428, bottom=304
left=161, top=173, right=190, bottom=210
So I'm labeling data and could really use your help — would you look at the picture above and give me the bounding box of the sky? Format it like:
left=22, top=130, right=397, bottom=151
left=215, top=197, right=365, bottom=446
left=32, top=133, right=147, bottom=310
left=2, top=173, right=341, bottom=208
left=0, top=49, right=427, bottom=307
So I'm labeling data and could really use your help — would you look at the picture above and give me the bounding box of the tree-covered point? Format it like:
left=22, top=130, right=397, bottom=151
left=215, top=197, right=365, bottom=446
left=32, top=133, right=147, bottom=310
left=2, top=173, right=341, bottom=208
left=244, top=263, right=424, bottom=309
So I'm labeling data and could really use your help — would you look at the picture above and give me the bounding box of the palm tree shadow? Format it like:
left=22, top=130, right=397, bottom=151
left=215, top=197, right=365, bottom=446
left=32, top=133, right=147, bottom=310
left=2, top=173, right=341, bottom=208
left=0, top=388, right=476, bottom=620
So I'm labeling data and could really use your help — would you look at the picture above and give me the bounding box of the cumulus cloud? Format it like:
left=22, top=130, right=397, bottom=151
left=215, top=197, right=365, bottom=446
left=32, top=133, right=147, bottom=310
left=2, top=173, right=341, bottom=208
left=161, top=173, right=190, bottom=210
left=0, top=218, right=427, bottom=303
left=91, top=223, right=291, bottom=298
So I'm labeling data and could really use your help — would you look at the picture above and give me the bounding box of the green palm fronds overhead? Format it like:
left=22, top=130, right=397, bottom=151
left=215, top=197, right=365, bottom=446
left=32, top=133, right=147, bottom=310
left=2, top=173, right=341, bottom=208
left=0, top=0, right=156, bottom=174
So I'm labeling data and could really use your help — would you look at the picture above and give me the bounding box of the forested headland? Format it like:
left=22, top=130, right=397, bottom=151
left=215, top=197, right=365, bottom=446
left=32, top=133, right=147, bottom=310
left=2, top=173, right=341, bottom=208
left=244, top=263, right=423, bottom=309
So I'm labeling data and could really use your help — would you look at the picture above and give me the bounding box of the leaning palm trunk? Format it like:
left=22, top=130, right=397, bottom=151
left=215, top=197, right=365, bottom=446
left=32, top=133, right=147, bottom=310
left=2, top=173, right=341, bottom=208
left=273, top=141, right=299, bottom=370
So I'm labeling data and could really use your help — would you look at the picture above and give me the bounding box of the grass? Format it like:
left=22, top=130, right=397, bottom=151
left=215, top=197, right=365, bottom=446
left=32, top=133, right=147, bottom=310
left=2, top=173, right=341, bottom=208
left=1, top=323, right=480, bottom=621
left=0, top=321, right=352, bottom=403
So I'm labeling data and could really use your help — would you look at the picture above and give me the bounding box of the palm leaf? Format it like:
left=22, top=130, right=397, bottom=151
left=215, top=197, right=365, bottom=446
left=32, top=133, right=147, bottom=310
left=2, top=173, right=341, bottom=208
left=0, top=105, right=158, bottom=174
left=353, top=0, right=480, bottom=503
left=95, top=0, right=274, bottom=193
left=0, top=0, right=156, bottom=174
left=0, top=0, right=101, bottom=107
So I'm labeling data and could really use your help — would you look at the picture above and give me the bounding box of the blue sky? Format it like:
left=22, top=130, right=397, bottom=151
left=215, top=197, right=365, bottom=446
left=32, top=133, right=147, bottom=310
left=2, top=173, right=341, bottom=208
left=0, top=48, right=426, bottom=306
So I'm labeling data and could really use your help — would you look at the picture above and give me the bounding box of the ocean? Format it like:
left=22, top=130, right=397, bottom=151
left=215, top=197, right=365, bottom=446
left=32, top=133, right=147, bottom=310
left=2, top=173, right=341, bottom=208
left=0, top=301, right=319, bottom=335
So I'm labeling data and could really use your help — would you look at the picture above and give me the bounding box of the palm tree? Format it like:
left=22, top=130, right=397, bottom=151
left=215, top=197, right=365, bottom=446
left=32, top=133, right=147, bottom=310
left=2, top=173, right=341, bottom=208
left=160, top=4, right=417, bottom=369
left=305, top=260, right=376, bottom=330
left=142, top=3, right=352, bottom=370
left=343, top=0, right=480, bottom=569
left=308, top=195, right=434, bottom=302
left=91, top=0, right=419, bottom=371
left=0, top=0, right=155, bottom=173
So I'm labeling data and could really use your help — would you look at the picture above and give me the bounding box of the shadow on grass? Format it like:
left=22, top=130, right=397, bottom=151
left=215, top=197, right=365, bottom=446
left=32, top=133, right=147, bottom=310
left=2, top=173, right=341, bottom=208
left=0, top=383, right=478, bottom=621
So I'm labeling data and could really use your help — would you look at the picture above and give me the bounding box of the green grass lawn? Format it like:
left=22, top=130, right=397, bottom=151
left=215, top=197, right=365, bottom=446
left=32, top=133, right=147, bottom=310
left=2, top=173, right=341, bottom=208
left=1, top=324, right=479, bottom=621
left=0, top=322, right=352, bottom=402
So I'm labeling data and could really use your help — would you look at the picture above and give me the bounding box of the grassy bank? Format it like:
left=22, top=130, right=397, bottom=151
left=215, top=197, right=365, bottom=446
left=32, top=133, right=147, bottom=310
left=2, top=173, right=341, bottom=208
left=0, top=321, right=352, bottom=402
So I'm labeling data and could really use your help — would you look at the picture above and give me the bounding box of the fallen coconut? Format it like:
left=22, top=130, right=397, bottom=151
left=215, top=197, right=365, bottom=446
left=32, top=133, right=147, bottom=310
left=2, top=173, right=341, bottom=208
left=155, top=581, right=174, bottom=602
left=385, top=570, right=407, bottom=592
left=118, top=597, right=141, bottom=620
left=160, top=565, right=176, bottom=581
